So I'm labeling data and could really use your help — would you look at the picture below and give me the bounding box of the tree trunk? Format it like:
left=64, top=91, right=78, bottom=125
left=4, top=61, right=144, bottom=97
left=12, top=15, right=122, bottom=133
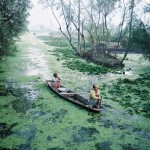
left=104, top=13, right=109, bottom=45
left=77, top=0, right=81, bottom=55
left=121, top=0, right=135, bottom=63
left=117, top=0, right=126, bottom=48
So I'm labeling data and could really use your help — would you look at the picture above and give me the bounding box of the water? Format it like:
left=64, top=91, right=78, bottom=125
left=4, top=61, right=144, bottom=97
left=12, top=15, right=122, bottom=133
left=0, top=33, right=150, bottom=150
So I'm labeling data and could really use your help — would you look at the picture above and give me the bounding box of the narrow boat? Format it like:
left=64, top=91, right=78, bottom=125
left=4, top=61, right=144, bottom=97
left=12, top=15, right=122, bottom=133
left=46, top=80, right=101, bottom=112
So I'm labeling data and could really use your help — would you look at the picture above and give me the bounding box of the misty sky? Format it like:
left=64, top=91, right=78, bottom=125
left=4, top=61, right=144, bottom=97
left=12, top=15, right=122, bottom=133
left=28, top=0, right=50, bottom=25
left=28, top=0, right=57, bottom=30
left=28, top=0, right=149, bottom=31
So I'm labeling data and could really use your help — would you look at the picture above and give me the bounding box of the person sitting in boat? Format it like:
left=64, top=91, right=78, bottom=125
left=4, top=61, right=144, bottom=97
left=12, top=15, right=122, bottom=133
left=89, top=84, right=102, bottom=108
left=51, top=73, right=62, bottom=88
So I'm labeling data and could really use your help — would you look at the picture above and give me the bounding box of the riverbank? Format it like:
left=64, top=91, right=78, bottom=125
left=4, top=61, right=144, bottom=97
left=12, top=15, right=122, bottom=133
left=0, top=33, right=150, bottom=150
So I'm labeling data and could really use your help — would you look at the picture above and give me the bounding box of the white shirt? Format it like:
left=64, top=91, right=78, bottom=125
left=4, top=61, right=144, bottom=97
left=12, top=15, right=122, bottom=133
left=51, top=77, right=59, bottom=82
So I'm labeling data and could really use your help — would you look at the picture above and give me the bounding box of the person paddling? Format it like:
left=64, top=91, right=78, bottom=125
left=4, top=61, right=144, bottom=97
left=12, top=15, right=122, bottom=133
left=89, top=84, right=102, bottom=108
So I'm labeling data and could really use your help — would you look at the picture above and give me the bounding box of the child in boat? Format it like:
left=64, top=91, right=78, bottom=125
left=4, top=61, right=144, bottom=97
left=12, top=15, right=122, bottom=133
left=51, top=73, right=62, bottom=88
left=89, top=84, right=102, bottom=108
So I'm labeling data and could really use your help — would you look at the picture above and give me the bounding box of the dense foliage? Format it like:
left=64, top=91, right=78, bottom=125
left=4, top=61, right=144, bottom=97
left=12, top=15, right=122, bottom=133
left=119, top=17, right=150, bottom=61
left=132, top=21, right=150, bottom=60
left=0, top=0, right=31, bottom=55
left=42, top=0, right=150, bottom=64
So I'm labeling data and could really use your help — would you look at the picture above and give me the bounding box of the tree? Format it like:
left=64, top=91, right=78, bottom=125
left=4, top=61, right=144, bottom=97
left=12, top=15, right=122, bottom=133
left=121, top=0, right=135, bottom=63
left=77, top=0, right=81, bottom=55
left=120, top=0, right=150, bottom=62
left=97, top=0, right=119, bottom=44
left=117, top=0, right=127, bottom=48
left=42, top=0, right=149, bottom=66
left=0, top=0, right=31, bottom=55
left=42, top=0, right=120, bottom=56
left=132, top=20, right=150, bottom=60
left=42, top=0, right=83, bottom=55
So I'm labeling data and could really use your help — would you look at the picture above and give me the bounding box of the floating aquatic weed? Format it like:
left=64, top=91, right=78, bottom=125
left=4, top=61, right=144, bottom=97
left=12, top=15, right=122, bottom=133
left=16, top=125, right=36, bottom=148
left=29, top=110, right=46, bottom=118
left=47, top=45, right=122, bottom=75
left=123, top=78, right=135, bottom=84
left=0, top=123, right=13, bottom=138
left=47, top=148, right=65, bottom=150
left=64, top=60, right=109, bottom=74
left=0, top=83, right=8, bottom=96
left=63, top=140, right=75, bottom=148
left=72, top=127, right=98, bottom=143
left=17, top=144, right=31, bottom=150
left=0, top=104, right=9, bottom=109
left=87, top=113, right=102, bottom=123
left=47, top=135, right=56, bottom=142
left=12, top=98, right=33, bottom=113
left=50, top=109, right=68, bottom=124
left=0, top=148, right=16, bottom=150
left=121, top=143, right=140, bottom=150
left=100, top=118, right=118, bottom=129
left=105, top=72, right=150, bottom=118
left=95, top=141, right=112, bottom=150
left=118, top=124, right=133, bottom=130
left=87, top=118, right=99, bottom=124
left=5, top=83, right=38, bottom=113
left=133, top=128, right=150, bottom=139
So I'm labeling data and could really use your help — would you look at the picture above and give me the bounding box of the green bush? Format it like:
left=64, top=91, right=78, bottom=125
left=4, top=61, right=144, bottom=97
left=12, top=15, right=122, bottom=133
left=0, top=0, right=31, bottom=55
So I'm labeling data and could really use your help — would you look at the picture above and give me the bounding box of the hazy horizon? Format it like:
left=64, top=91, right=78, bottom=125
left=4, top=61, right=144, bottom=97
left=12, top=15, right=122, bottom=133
left=28, top=0, right=149, bottom=32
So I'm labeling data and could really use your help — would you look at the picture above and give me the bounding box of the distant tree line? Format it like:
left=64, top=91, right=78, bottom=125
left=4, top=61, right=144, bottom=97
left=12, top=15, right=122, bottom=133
left=0, top=0, right=31, bottom=55
left=42, top=0, right=150, bottom=62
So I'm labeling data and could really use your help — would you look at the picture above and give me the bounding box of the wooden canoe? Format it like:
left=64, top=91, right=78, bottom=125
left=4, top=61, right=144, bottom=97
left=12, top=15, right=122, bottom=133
left=46, top=80, right=101, bottom=112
